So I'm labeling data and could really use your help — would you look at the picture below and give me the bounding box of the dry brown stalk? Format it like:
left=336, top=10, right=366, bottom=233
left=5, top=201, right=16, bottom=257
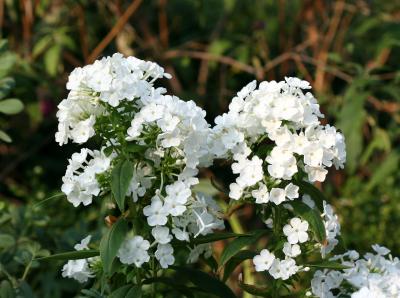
left=87, top=0, right=143, bottom=63
left=314, top=0, right=345, bottom=92
left=164, top=50, right=256, bottom=74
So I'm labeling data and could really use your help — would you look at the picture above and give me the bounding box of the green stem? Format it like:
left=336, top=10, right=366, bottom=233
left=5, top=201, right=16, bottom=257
left=218, top=200, right=254, bottom=298
left=151, top=257, right=156, bottom=298
left=0, top=263, right=18, bottom=287
left=273, top=206, right=281, bottom=235
left=21, top=256, right=34, bottom=280
left=136, top=268, right=142, bottom=286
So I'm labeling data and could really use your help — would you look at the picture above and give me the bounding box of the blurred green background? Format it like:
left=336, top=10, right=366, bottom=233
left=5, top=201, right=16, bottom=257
left=0, top=0, right=399, bottom=296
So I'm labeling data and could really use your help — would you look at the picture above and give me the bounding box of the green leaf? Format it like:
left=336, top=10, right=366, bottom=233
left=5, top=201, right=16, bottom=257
left=103, top=146, right=114, bottom=157
left=209, top=40, right=231, bottom=56
left=100, top=218, right=128, bottom=273
left=16, top=281, right=35, bottom=298
left=32, top=35, right=53, bottom=58
left=109, top=285, right=141, bottom=298
left=171, top=266, right=236, bottom=298
left=305, top=261, right=350, bottom=270
left=193, top=232, right=248, bottom=245
left=360, top=128, right=391, bottom=165
left=143, top=277, right=200, bottom=298
left=366, top=152, right=399, bottom=191
left=0, top=98, right=24, bottom=115
left=238, top=281, right=269, bottom=297
left=37, top=250, right=99, bottom=261
left=44, top=45, right=61, bottom=77
left=125, top=286, right=142, bottom=298
left=337, top=82, right=367, bottom=173
left=58, top=33, right=77, bottom=51
left=203, top=255, right=218, bottom=272
left=0, top=40, right=8, bottom=52
left=223, top=250, right=256, bottom=282
left=0, top=130, right=11, bottom=142
left=80, top=289, right=103, bottom=298
left=109, top=286, right=131, bottom=298
left=289, top=201, right=326, bottom=243
left=0, top=280, right=15, bottom=298
left=111, top=159, right=134, bottom=211
left=0, top=77, right=15, bottom=99
left=0, top=52, right=16, bottom=77
left=126, top=143, right=147, bottom=153
left=0, top=234, right=15, bottom=248
left=294, top=180, right=326, bottom=210
left=220, top=230, right=266, bottom=267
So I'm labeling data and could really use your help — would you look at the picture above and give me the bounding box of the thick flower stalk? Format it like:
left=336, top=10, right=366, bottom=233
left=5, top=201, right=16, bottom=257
left=56, top=54, right=224, bottom=287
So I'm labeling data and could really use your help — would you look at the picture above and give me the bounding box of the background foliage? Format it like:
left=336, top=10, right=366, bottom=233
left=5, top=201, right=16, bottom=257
left=0, top=0, right=399, bottom=296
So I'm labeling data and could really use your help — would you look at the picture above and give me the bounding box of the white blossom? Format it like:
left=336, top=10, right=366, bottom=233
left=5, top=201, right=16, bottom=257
left=283, top=217, right=309, bottom=244
left=143, top=196, right=169, bottom=226
left=62, top=236, right=94, bottom=283
left=312, top=246, right=400, bottom=297
left=152, top=226, right=172, bottom=244
left=62, top=259, right=94, bottom=283
left=155, top=244, right=175, bottom=268
left=283, top=242, right=301, bottom=258
left=253, top=249, right=275, bottom=272
left=117, top=236, right=150, bottom=267
left=61, top=148, right=112, bottom=207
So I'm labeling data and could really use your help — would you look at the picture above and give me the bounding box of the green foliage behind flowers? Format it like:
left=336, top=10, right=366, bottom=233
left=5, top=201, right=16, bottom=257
left=0, top=197, right=101, bottom=297
left=0, top=40, right=24, bottom=143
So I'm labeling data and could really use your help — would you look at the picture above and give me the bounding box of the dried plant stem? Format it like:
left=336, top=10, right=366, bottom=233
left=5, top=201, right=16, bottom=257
left=88, top=0, right=143, bottom=63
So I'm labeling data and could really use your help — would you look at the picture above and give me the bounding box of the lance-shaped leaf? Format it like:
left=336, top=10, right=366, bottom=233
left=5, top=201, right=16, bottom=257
left=126, top=143, right=147, bottom=153
left=305, top=260, right=350, bottom=270
left=238, top=281, right=269, bottom=297
left=220, top=230, right=266, bottom=267
left=109, top=285, right=142, bottom=298
left=223, top=250, right=256, bottom=282
left=125, top=286, right=142, bottom=298
left=294, top=180, right=326, bottom=211
left=143, top=276, right=202, bottom=298
left=37, top=250, right=99, bottom=261
left=100, top=218, right=128, bottom=273
left=193, top=232, right=249, bottom=245
left=171, top=266, right=236, bottom=298
left=0, top=130, right=11, bottom=143
left=111, top=159, right=134, bottom=211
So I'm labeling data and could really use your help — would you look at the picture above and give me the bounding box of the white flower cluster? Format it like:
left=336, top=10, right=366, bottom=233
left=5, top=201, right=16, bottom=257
left=311, top=245, right=400, bottom=297
left=125, top=94, right=211, bottom=169
left=118, top=192, right=224, bottom=268
left=56, top=55, right=351, bottom=288
left=207, top=78, right=346, bottom=281
left=209, top=78, right=346, bottom=205
left=320, top=201, right=341, bottom=257
left=301, top=197, right=341, bottom=258
left=62, top=236, right=95, bottom=283
left=253, top=217, right=307, bottom=280
left=116, top=91, right=223, bottom=269
left=253, top=203, right=340, bottom=282
left=61, top=148, right=112, bottom=207
left=57, top=54, right=224, bottom=276
left=253, top=248, right=300, bottom=280
left=56, top=53, right=171, bottom=145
